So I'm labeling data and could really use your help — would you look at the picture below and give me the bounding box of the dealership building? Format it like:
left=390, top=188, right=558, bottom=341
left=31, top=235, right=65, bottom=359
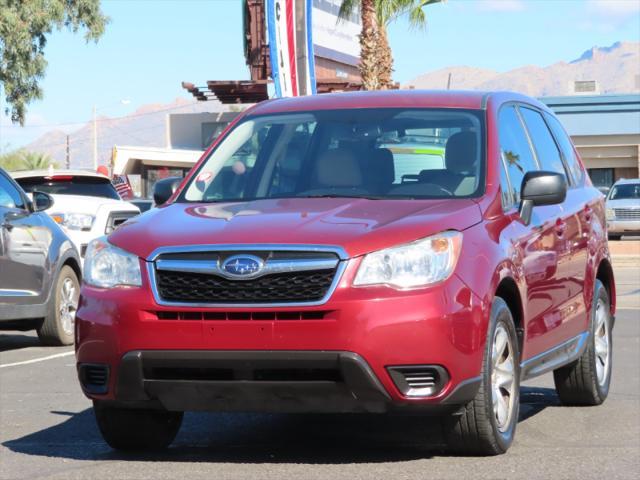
left=541, top=94, right=640, bottom=187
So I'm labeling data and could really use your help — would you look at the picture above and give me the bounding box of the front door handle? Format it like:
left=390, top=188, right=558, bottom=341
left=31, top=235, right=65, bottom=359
left=554, top=218, right=567, bottom=236
left=584, top=205, right=593, bottom=222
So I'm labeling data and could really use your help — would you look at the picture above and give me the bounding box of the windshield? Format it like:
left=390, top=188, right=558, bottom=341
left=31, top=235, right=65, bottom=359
left=609, top=183, right=640, bottom=200
left=181, top=108, right=484, bottom=203
left=16, top=176, right=121, bottom=200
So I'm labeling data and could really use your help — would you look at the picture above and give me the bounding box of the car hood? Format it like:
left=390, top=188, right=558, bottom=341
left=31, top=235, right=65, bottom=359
left=606, top=198, right=640, bottom=209
left=47, top=194, right=140, bottom=214
left=109, top=198, right=482, bottom=260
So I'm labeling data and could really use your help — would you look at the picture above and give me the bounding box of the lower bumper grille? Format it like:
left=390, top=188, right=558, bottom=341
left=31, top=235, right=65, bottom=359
left=78, top=363, right=109, bottom=394
left=155, top=310, right=330, bottom=321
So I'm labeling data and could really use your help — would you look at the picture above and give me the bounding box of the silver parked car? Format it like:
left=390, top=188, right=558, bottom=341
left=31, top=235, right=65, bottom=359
left=0, top=167, right=82, bottom=345
left=606, top=178, right=640, bottom=240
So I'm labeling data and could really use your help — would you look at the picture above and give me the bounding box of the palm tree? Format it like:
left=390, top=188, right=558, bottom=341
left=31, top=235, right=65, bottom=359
left=340, top=0, right=443, bottom=90
left=340, top=0, right=380, bottom=90
left=0, top=149, right=58, bottom=171
left=19, top=151, right=57, bottom=170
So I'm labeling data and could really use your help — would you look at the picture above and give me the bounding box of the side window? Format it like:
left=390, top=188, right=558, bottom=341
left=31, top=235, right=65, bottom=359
left=498, top=105, right=539, bottom=205
left=544, top=112, right=586, bottom=187
left=519, top=107, right=567, bottom=179
left=0, top=174, right=25, bottom=209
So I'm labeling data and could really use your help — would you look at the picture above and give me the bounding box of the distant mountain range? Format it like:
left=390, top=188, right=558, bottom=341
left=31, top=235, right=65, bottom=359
left=26, top=41, right=639, bottom=169
left=26, top=98, right=227, bottom=169
left=406, top=41, right=640, bottom=96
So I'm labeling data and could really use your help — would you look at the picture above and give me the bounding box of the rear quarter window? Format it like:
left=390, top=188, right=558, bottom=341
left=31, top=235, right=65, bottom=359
left=543, top=112, right=586, bottom=187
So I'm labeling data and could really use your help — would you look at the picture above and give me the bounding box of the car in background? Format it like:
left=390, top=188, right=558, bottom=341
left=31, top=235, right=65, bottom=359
left=0, top=167, right=82, bottom=345
left=11, top=170, right=140, bottom=258
left=606, top=178, right=640, bottom=240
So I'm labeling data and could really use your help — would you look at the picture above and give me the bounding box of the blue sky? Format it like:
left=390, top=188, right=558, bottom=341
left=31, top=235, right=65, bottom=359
left=1, top=0, right=639, bottom=150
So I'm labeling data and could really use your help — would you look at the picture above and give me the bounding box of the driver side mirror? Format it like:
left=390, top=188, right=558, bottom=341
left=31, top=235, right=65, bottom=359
left=32, top=191, right=54, bottom=212
left=153, top=176, right=182, bottom=206
left=519, top=171, right=567, bottom=225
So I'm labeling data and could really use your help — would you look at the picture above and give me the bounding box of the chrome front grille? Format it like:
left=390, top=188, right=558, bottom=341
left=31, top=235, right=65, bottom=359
left=148, top=245, right=347, bottom=307
left=614, top=208, right=640, bottom=220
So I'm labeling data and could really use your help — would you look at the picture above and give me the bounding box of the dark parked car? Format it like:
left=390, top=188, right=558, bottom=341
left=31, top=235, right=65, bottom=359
left=0, top=168, right=81, bottom=345
left=76, top=91, right=614, bottom=455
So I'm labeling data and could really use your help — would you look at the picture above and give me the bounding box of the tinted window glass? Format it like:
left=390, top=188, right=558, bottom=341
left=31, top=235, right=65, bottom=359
left=519, top=107, right=567, bottom=178
left=0, top=173, right=25, bottom=209
left=16, top=176, right=121, bottom=199
left=498, top=105, right=538, bottom=204
left=544, top=113, right=585, bottom=186
left=182, top=109, right=484, bottom=202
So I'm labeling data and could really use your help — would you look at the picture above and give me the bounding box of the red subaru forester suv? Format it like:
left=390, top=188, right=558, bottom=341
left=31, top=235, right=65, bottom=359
left=76, top=91, right=615, bottom=455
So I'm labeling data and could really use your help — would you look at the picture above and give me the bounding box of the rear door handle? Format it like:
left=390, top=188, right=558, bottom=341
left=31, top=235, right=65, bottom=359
left=554, top=218, right=567, bottom=236
left=1, top=222, right=13, bottom=232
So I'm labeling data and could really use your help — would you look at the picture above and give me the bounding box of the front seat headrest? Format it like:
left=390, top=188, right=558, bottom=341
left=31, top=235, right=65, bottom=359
left=445, top=131, right=478, bottom=175
left=315, top=148, right=363, bottom=187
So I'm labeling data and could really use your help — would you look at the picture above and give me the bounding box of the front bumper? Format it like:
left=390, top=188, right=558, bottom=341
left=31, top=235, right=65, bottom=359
left=608, top=219, right=640, bottom=234
left=76, top=261, right=487, bottom=412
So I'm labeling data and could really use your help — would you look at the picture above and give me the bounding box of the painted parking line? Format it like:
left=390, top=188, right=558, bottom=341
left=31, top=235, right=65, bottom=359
left=0, top=350, right=74, bottom=369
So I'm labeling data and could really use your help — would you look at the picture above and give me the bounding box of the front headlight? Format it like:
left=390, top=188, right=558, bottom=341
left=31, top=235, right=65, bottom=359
left=51, top=213, right=95, bottom=231
left=606, top=208, right=615, bottom=220
left=354, top=231, right=463, bottom=289
left=84, top=237, right=142, bottom=288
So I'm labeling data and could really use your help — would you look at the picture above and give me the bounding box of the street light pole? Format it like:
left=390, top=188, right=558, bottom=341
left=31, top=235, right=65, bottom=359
left=92, top=104, right=98, bottom=171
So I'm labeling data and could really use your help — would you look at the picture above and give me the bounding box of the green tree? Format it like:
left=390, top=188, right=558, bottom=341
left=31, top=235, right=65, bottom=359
left=0, top=0, right=109, bottom=125
left=0, top=149, right=58, bottom=171
left=340, top=0, right=443, bottom=90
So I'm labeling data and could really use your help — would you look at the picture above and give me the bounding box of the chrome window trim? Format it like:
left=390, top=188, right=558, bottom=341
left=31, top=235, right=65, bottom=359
left=146, top=244, right=349, bottom=308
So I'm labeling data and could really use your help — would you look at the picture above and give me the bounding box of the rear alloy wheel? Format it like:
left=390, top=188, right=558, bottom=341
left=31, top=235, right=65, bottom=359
left=444, top=297, right=520, bottom=455
left=553, top=279, right=612, bottom=405
left=37, top=266, right=79, bottom=346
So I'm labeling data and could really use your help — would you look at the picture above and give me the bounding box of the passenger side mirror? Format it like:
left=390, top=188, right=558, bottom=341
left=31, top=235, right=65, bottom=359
left=32, top=191, right=54, bottom=212
left=153, top=176, right=182, bottom=206
left=519, top=171, right=567, bottom=225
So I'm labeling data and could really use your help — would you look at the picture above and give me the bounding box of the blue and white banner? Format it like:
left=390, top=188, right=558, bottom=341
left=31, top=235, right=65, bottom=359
left=267, top=0, right=317, bottom=97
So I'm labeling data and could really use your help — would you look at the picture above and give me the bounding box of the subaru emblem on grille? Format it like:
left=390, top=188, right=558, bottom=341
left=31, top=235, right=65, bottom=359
left=222, top=255, right=264, bottom=277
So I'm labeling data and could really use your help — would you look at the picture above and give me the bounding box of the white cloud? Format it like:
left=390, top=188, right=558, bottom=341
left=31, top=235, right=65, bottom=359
left=585, top=0, right=640, bottom=29
left=477, top=0, right=526, bottom=12
left=588, top=0, right=640, bottom=16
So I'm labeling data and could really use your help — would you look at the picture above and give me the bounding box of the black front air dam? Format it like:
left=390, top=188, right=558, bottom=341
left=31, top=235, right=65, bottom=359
left=111, top=350, right=478, bottom=414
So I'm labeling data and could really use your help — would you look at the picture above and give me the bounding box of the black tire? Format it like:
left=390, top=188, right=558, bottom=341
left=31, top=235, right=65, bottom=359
left=37, top=265, right=79, bottom=346
left=553, top=279, right=612, bottom=405
left=607, top=234, right=621, bottom=241
left=94, top=401, right=183, bottom=451
left=444, top=297, right=521, bottom=456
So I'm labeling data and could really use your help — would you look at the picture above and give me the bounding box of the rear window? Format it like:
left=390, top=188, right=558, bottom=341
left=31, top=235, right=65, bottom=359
left=16, top=176, right=121, bottom=200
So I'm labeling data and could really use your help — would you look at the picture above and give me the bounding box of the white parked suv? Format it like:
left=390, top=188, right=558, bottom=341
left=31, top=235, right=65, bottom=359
left=11, top=170, right=140, bottom=258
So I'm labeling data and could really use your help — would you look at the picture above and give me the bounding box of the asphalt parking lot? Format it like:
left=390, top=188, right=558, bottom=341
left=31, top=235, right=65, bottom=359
left=1, top=267, right=639, bottom=480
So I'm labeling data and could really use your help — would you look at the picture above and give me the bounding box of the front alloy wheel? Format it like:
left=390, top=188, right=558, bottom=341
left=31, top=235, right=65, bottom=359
left=492, top=323, right=516, bottom=432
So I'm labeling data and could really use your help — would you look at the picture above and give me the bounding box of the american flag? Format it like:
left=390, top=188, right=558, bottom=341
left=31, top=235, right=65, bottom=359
left=112, top=174, right=134, bottom=200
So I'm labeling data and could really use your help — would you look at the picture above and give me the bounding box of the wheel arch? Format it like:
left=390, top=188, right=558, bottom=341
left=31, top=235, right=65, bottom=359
left=494, top=276, right=525, bottom=356
left=595, top=257, right=615, bottom=315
